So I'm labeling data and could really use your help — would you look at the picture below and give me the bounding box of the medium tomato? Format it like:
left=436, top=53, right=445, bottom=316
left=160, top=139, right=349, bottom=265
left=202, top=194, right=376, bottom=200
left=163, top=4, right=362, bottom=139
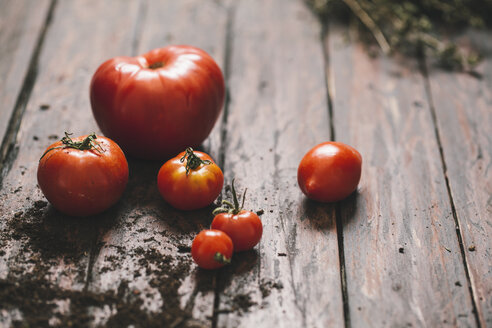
left=157, top=147, right=223, bottom=210
left=90, top=45, right=225, bottom=160
left=37, top=133, right=129, bottom=217
left=297, top=142, right=362, bottom=202
left=211, top=180, right=262, bottom=252
left=191, top=229, right=233, bottom=270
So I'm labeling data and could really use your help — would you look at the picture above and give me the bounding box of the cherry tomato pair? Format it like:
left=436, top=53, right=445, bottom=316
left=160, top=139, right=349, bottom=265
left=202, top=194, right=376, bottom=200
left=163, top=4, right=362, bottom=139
left=191, top=180, right=263, bottom=270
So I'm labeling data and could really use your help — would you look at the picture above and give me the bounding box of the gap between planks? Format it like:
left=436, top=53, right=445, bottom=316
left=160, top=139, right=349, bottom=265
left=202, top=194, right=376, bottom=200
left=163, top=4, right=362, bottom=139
left=418, top=55, right=481, bottom=328
left=0, top=0, right=57, bottom=187
left=321, top=22, right=351, bottom=328
left=211, top=2, right=238, bottom=327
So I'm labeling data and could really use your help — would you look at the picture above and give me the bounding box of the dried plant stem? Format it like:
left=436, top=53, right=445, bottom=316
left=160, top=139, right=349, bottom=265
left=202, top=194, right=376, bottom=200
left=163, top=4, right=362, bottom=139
left=342, top=0, right=391, bottom=54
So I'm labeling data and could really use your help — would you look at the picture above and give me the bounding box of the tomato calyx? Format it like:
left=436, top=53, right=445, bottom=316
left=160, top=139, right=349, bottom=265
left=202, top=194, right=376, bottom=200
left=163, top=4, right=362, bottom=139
left=180, top=147, right=212, bottom=175
left=214, top=252, right=231, bottom=265
left=40, top=132, right=104, bottom=161
left=148, top=61, right=165, bottom=69
left=212, top=179, right=247, bottom=215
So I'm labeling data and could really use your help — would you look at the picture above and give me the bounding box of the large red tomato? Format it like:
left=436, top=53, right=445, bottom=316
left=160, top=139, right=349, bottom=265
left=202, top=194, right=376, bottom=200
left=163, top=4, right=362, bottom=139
left=37, top=133, right=129, bottom=217
left=90, top=45, right=225, bottom=160
left=157, top=148, right=223, bottom=210
left=297, top=142, right=362, bottom=202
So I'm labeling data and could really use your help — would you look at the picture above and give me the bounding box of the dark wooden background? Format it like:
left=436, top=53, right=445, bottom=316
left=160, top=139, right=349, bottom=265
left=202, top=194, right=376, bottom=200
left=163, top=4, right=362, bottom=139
left=0, top=0, right=490, bottom=327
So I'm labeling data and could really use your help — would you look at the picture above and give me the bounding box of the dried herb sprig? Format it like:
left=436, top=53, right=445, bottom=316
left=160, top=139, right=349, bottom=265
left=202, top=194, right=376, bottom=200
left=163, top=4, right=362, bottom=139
left=308, top=0, right=491, bottom=71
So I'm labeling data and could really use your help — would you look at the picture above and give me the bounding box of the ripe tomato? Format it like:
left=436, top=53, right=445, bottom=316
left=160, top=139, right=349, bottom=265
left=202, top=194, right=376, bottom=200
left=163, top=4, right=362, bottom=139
left=191, top=229, right=233, bottom=270
left=90, top=45, right=225, bottom=160
left=157, top=148, right=223, bottom=210
left=297, top=142, right=362, bottom=202
left=37, top=133, right=129, bottom=217
left=211, top=180, right=262, bottom=251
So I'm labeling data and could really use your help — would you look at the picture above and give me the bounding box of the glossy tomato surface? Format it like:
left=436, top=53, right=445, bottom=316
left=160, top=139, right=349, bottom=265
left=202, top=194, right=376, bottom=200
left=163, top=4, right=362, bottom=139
left=157, top=149, right=223, bottom=210
left=297, top=142, right=362, bottom=202
left=211, top=210, right=262, bottom=251
left=90, top=45, right=225, bottom=160
left=191, top=229, right=233, bottom=270
left=37, top=135, right=129, bottom=217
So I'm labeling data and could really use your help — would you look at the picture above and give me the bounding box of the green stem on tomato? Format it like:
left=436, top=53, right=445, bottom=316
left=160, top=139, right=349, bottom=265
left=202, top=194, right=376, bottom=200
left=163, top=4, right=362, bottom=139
left=212, top=179, right=247, bottom=215
left=214, top=252, right=231, bottom=265
left=148, top=61, right=165, bottom=69
left=39, top=132, right=104, bottom=161
left=180, top=147, right=211, bottom=175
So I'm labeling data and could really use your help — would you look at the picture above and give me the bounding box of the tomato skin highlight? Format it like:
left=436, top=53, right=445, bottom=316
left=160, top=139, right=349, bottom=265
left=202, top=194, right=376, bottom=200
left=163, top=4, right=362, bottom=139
left=157, top=149, right=223, bottom=210
left=211, top=210, right=263, bottom=252
left=297, top=142, right=362, bottom=202
left=90, top=45, right=225, bottom=160
left=191, top=229, right=233, bottom=270
left=37, top=135, right=129, bottom=217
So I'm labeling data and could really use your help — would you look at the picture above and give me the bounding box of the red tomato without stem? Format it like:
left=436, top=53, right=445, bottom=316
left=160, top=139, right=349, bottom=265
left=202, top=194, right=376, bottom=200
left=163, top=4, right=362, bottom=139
left=297, top=142, right=362, bottom=202
left=211, top=180, right=262, bottom=251
left=157, top=148, right=223, bottom=210
left=90, top=45, right=225, bottom=160
left=191, top=229, right=233, bottom=270
left=37, top=133, right=129, bottom=217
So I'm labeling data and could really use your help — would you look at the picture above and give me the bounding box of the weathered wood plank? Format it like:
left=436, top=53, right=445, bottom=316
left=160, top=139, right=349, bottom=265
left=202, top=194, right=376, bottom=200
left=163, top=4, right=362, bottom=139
left=86, top=0, right=231, bottom=326
left=0, top=0, right=140, bottom=326
left=0, top=0, right=51, bottom=168
left=326, top=24, right=477, bottom=327
left=425, top=30, right=492, bottom=327
left=215, top=1, right=344, bottom=327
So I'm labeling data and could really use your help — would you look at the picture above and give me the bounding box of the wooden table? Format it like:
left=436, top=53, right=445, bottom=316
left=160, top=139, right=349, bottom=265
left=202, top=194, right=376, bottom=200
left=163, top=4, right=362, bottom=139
left=1, top=0, right=490, bottom=327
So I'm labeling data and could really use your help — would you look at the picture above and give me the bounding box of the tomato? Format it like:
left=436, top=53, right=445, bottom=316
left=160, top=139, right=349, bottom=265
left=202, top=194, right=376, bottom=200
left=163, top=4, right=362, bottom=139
left=157, top=147, right=223, bottom=210
left=37, top=133, right=129, bottom=217
left=90, top=45, right=225, bottom=160
left=191, top=229, right=233, bottom=270
left=211, top=180, right=262, bottom=251
left=297, top=142, right=362, bottom=202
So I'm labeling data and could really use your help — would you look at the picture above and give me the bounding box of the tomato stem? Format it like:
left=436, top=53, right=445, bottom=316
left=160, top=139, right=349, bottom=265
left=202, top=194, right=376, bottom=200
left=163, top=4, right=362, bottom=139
left=39, top=132, right=104, bottom=161
left=180, top=147, right=212, bottom=175
left=212, top=179, right=247, bottom=215
left=148, top=61, right=165, bottom=69
left=214, top=252, right=231, bottom=265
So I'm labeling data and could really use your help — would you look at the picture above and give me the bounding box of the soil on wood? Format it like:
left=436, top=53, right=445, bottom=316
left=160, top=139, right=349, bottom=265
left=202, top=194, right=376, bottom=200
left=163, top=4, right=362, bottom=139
left=0, top=195, right=205, bottom=327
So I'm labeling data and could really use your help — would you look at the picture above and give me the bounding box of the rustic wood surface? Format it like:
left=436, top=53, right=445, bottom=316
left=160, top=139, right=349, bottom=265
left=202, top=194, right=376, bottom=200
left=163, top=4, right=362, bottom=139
left=215, top=1, right=343, bottom=327
left=0, top=0, right=52, bottom=176
left=425, top=30, right=492, bottom=327
left=327, top=24, right=476, bottom=327
left=0, top=0, right=490, bottom=327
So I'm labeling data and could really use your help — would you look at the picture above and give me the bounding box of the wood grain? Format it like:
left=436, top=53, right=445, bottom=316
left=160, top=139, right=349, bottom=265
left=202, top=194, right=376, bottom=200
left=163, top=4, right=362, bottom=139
left=0, top=0, right=140, bottom=325
left=0, top=0, right=51, bottom=171
left=86, top=0, right=231, bottom=326
left=215, top=1, right=344, bottom=327
left=425, top=30, right=492, bottom=327
left=326, top=24, right=477, bottom=327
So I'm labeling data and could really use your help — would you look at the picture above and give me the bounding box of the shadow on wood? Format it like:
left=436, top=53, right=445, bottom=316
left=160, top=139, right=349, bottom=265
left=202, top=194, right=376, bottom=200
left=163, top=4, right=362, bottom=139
left=338, top=191, right=360, bottom=226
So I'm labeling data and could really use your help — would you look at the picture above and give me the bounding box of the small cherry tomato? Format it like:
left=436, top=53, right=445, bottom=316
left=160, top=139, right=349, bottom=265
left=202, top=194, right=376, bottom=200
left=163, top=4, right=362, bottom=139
left=37, top=133, right=129, bottom=217
left=157, top=148, right=223, bottom=210
left=191, top=229, right=233, bottom=270
left=211, top=180, right=262, bottom=252
left=297, top=141, right=362, bottom=202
